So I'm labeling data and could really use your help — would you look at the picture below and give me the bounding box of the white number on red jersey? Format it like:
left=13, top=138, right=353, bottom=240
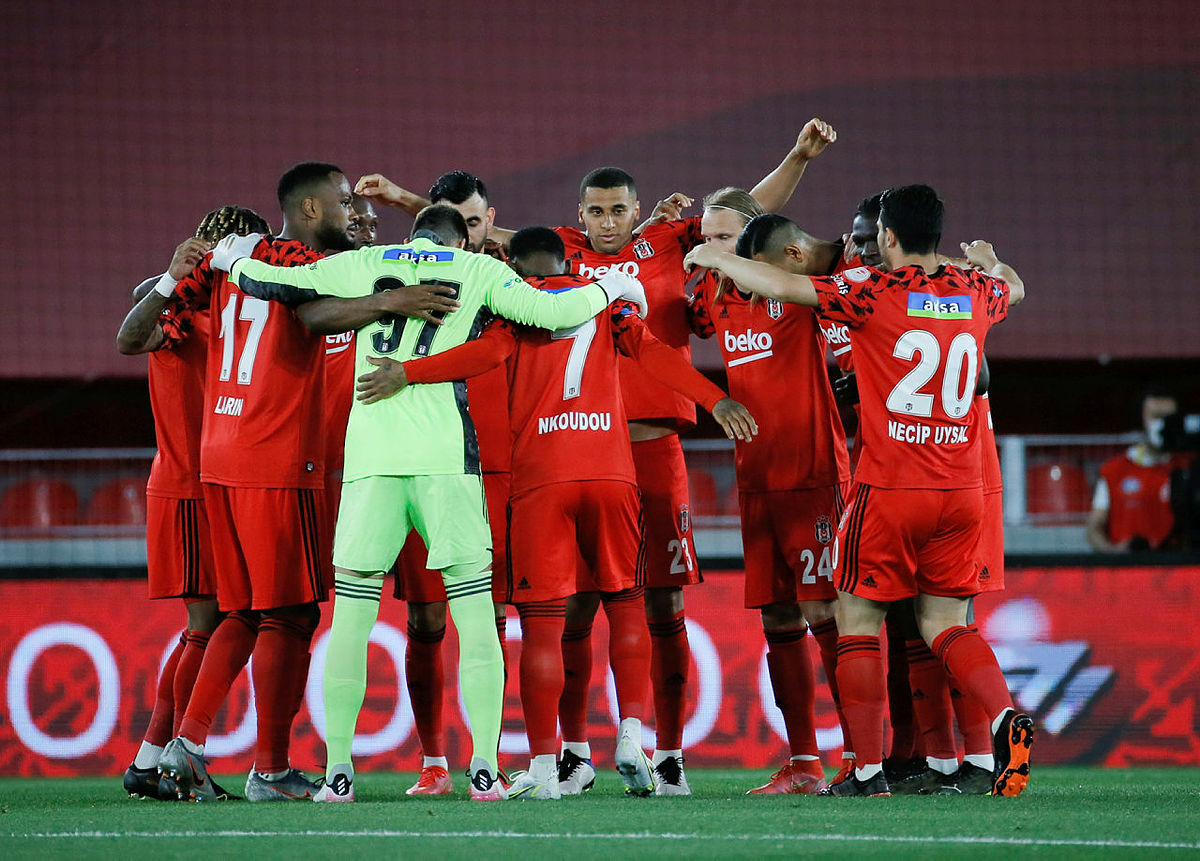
left=550, top=317, right=597, bottom=401
left=218, top=294, right=270, bottom=385
left=886, top=329, right=978, bottom=419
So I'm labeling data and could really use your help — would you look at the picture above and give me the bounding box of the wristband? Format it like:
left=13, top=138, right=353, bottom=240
left=153, top=272, right=179, bottom=298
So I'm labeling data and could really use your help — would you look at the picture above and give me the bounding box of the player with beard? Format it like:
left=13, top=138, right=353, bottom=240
left=689, top=204, right=855, bottom=793
left=685, top=185, right=1034, bottom=798
left=118, top=205, right=270, bottom=802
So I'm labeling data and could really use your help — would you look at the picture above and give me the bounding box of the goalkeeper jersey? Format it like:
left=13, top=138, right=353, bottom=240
left=230, top=238, right=610, bottom=480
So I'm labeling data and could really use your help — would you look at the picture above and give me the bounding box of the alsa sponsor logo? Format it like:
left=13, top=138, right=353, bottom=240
left=723, top=328, right=773, bottom=367
left=907, top=292, right=973, bottom=320
left=382, top=247, right=454, bottom=264
left=577, top=260, right=640, bottom=280
left=886, top=420, right=970, bottom=445
left=325, top=332, right=354, bottom=355
left=538, top=411, right=612, bottom=434
left=213, top=396, right=244, bottom=416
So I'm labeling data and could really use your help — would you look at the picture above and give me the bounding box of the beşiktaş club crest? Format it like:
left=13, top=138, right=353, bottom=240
left=633, top=239, right=654, bottom=259
left=678, top=504, right=690, bottom=533
left=767, top=299, right=783, bottom=319
left=814, top=515, right=834, bottom=544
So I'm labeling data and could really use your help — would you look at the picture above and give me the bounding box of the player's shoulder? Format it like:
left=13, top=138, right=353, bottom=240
left=554, top=225, right=588, bottom=246
left=524, top=273, right=592, bottom=292
left=640, top=216, right=700, bottom=244
left=259, top=235, right=322, bottom=266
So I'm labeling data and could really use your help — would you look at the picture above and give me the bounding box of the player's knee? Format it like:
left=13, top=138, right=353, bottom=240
left=441, top=557, right=492, bottom=586
left=644, top=585, right=683, bottom=617
left=566, top=591, right=602, bottom=625
left=760, top=601, right=805, bottom=631
left=799, top=599, right=836, bottom=627
left=185, top=598, right=221, bottom=633
left=263, top=602, right=321, bottom=633
left=408, top=600, right=448, bottom=631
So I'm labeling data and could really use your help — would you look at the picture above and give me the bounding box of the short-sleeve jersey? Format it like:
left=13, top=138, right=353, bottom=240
left=229, top=238, right=607, bottom=480
left=161, top=238, right=326, bottom=489
left=556, top=218, right=703, bottom=429
left=691, top=278, right=850, bottom=492
left=812, top=263, right=1010, bottom=489
left=146, top=299, right=209, bottom=498
left=507, top=274, right=654, bottom=495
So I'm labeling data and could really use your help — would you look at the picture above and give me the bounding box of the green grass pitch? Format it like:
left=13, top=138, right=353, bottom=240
left=3, top=768, right=1198, bottom=858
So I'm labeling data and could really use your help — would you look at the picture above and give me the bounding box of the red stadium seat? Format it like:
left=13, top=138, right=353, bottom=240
left=1026, top=462, right=1092, bottom=516
left=686, top=467, right=721, bottom=518
left=0, top=478, right=79, bottom=530
left=83, top=477, right=147, bottom=526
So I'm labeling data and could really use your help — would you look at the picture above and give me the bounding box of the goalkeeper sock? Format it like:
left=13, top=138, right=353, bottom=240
left=322, top=573, right=384, bottom=776
left=443, top=562, right=504, bottom=774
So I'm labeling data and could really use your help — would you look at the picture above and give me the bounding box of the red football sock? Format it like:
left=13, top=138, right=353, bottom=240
left=559, top=621, right=593, bottom=742
left=145, top=631, right=186, bottom=747
left=809, top=617, right=853, bottom=754
left=603, top=588, right=649, bottom=720
left=834, top=635, right=886, bottom=766
left=178, top=611, right=258, bottom=746
left=516, top=600, right=566, bottom=756
left=884, top=615, right=917, bottom=759
left=496, top=612, right=509, bottom=678
left=647, top=609, right=688, bottom=750
left=406, top=621, right=447, bottom=758
left=252, top=610, right=316, bottom=774
left=765, top=626, right=818, bottom=758
left=172, top=629, right=211, bottom=736
left=906, top=638, right=958, bottom=760
left=931, top=626, right=1014, bottom=721
left=952, top=625, right=1000, bottom=756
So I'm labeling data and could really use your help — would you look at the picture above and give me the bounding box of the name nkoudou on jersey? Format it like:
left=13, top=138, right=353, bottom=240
left=811, top=263, right=1011, bottom=490
left=537, top=411, right=613, bottom=434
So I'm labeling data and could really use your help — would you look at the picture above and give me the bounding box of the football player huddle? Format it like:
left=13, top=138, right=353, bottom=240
left=115, top=117, right=1033, bottom=804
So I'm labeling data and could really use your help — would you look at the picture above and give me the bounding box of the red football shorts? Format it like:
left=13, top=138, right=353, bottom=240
left=145, top=493, right=216, bottom=600
left=739, top=484, right=847, bottom=609
left=834, top=483, right=984, bottom=602
left=506, top=479, right=643, bottom=603
left=202, top=483, right=333, bottom=612
left=631, top=434, right=701, bottom=588
left=976, top=489, right=1005, bottom=593
left=393, top=471, right=511, bottom=604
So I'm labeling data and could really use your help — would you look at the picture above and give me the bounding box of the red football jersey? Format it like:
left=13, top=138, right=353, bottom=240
left=977, top=392, right=1002, bottom=493
left=323, top=330, right=355, bottom=475
left=818, top=254, right=857, bottom=374
left=161, top=238, right=326, bottom=489
left=145, top=300, right=210, bottom=498
left=690, top=278, right=849, bottom=492
left=556, top=218, right=703, bottom=430
left=812, top=263, right=1010, bottom=489
left=467, top=364, right=512, bottom=474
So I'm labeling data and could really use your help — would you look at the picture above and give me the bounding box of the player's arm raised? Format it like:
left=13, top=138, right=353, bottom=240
left=683, top=244, right=819, bottom=307
left=353, top=173, right=430, bottom=217
left=116, top=237, right=211, bottom=354
left=749, top=118, right=837, bottom=213
left=962, top=240, right=1025, bottom=306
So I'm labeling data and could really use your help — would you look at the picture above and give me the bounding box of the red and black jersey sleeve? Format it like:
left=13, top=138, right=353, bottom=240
left=159, top=255, right=218, bottom=347
left=686, top=271, right=717, bottom=338
left=812, top=265, right=888, bottom=328
left=403, top=318, right=517, bottom=383
left=612, top=304, right=725, bottom=412
left=653, top=216, right=704, bottom=256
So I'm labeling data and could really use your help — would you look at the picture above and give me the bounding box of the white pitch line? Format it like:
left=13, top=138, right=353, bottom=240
left=10, top=830, right=1200, bottom=850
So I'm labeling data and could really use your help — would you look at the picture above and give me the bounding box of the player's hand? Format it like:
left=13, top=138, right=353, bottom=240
left=961, top=240, right=1000, bottom=272
left=168, top=238, right=212, bottom=280
left=712, top=397, right=758, bottom=442
left=841, top=233, right=859, bottom=265
left=377, top=283, right=461, bottom=323
left=354, top=173, right=407, bottom=205
left=683, top=243, right=726, bottom=273
left=792, top=118, right=837, bottom=160
left=209, top=232, right=262, bottom=272
left=356, top=356, right=408, bottom=404
left=596, top=270, right=648, bottom=318
left=832, top=372, right=859, bottom=406
left=646, top=192, right=693, bottom=225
